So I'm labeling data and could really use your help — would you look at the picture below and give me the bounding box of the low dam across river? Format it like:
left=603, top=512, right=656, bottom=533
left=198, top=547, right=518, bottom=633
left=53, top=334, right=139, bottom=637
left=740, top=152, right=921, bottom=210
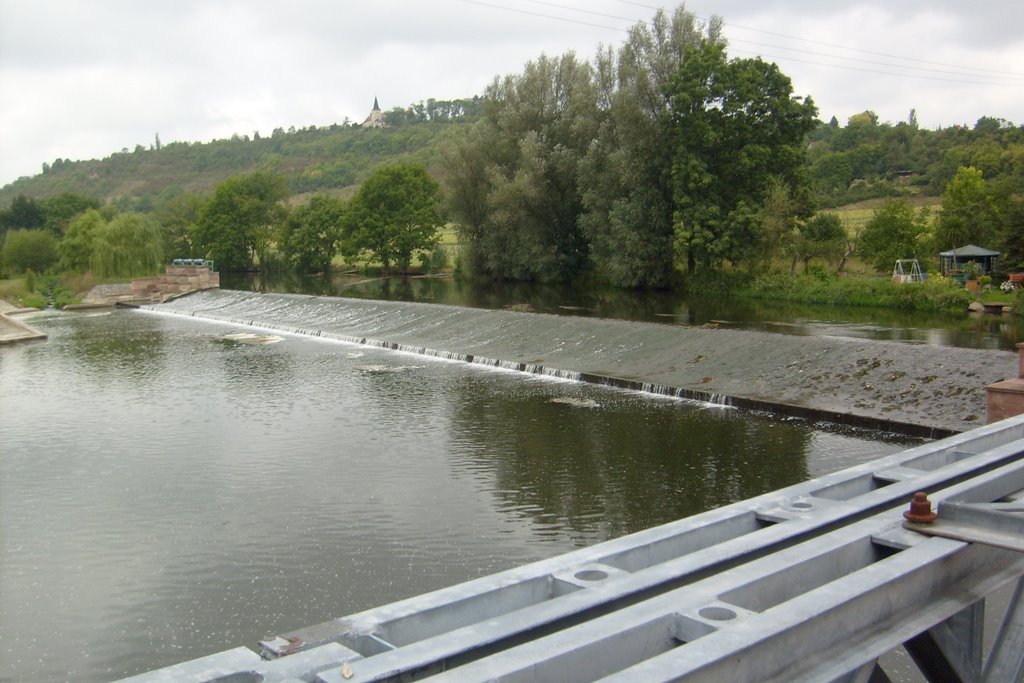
left=153, top=290, right=1019, bottom=436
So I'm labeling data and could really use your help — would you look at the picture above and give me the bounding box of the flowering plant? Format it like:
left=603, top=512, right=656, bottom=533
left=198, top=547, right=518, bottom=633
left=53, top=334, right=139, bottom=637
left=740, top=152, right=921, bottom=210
left=1001, top=280, right=1016, bottom=292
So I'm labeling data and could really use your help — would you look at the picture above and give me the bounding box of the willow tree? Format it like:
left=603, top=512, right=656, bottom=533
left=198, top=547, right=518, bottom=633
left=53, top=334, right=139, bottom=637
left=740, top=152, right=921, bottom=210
left=443, top=52, right=598, bottom=282
left=59, top=208, right=107, bottom=272
left=90, top=213, right=164, bottom=278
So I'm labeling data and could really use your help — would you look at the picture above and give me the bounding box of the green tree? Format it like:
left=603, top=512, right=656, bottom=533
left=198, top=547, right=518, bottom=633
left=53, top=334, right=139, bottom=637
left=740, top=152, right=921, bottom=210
left=192, top=173, right=289, bottom=271
left=858, top=199, right=931, bottom=272
left=0, top=195, right=46, bottom=237
left=40, top=193, right=101, bottom=236
left=440, top=125, right=491, bottom=275
left=344, top=164, right=442, bottom=273
left=934, top=166, right=1000, bottom=249
left=2, top=229, right=58, bottom=273
left=578, top=7, right=722, bottom=287
left=59, top=209, right=107, bottom=272
left=1001, top=198, right=1024, bottom=270
left=280, top=194, right=345, bottom=273
left=808, top=152, right=854, bottom=196
left=90, top=213, right=164, bottom=278
left=154, top=193, right=205, bottom=258
left=669, top=43, right=818, bottom=273
left=758, top=176, right=803, bottom=271
left=796, top=212, right=847, bottom=272
left=443, top=51, right=598, bottom=281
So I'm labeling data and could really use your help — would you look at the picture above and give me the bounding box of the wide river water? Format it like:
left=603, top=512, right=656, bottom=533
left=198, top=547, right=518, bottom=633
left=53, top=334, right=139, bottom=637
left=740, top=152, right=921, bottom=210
left=2, top=306, right=921, bottom=682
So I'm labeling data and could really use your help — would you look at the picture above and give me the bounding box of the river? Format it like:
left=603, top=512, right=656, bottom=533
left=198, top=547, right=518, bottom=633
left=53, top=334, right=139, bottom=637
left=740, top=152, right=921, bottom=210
left=2, top=305, right=920, bottom=682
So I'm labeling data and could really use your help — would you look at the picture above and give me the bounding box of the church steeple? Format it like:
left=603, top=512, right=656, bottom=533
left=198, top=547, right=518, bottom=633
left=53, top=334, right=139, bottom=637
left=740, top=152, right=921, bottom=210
left=362, top=96, right=386, bottom=128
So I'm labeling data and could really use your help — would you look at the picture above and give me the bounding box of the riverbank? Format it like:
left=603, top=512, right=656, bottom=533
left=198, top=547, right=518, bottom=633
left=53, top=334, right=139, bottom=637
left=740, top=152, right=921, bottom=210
left=153, top=291, right=1019, bottom=435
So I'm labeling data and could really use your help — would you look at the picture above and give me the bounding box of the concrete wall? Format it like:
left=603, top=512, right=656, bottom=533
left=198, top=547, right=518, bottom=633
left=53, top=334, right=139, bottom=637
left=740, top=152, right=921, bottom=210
left=986, top=342, right=1024, bottom=423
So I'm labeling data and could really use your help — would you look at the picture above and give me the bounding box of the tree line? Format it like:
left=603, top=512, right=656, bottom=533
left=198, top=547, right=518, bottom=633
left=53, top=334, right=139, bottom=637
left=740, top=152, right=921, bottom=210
left=438, top=6, right=1023, bottom=285
left=0, top=166, right=443, bottom=281
left=807, top=112, right=1024, bottom=207
left=441, top=7, right=816, bottom=286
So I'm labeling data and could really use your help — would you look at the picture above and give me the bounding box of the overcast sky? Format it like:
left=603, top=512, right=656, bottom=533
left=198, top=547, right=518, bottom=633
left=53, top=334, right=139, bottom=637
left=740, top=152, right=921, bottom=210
left=1, top=0, right=1022, bottom=187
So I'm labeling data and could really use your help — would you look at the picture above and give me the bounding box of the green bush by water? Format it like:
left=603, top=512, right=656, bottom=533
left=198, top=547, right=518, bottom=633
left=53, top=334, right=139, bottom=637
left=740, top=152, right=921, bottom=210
left=19, top=292, right=48, bottom=309
left=738, top=271, right=973, bottom=312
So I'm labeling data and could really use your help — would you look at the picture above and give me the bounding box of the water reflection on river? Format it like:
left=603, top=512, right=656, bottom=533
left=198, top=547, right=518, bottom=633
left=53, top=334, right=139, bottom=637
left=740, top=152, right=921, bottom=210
left=1, top=309, right=918, bottom=682
left=223, top=271, right=1024, bottom=351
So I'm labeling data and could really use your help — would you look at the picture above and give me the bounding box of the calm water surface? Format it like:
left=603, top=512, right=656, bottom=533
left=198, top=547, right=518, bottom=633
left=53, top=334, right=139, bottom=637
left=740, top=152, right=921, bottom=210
left=1, top=308, right=918, bottom=682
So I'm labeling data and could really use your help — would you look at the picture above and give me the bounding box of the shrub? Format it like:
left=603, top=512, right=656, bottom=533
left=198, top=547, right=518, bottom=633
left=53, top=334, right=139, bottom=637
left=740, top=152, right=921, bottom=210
left=740, top=272, right=971, bottom=312
left=419, top=246, right=449, bottom=273
left=20, top=292, right=47, bottom=309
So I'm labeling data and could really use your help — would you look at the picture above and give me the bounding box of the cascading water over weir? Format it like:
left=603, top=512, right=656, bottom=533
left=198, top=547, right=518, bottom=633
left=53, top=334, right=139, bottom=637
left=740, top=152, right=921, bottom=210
left=146, top=290, right=1018, bottom=437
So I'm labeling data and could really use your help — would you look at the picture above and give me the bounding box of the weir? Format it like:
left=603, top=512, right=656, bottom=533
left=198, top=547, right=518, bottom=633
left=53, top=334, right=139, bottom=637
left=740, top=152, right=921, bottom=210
left=146, top=290, right=1019, bottom=437
left=117, top=415, right=1024, bottom=682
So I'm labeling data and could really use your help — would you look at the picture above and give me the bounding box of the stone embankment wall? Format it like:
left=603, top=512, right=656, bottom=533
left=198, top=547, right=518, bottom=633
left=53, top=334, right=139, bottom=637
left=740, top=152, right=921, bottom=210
left=986, top=343, right=1024, bottom=422
left=81, top=266, right=219, bottom=306
left=132, top=266, right=219, bottom=302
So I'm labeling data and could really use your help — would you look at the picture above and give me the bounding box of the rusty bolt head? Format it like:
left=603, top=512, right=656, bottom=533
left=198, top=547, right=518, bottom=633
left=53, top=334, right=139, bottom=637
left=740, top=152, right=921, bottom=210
left=903, top=491, right=938, bottom=524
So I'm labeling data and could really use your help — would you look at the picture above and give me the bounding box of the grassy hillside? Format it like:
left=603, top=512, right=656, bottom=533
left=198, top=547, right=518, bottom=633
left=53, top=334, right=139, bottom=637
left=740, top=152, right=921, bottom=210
left=0, top=119, right=472, bottom=210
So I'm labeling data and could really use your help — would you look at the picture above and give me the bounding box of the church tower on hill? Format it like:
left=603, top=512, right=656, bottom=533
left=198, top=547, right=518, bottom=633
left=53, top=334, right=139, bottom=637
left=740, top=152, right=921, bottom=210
left=362, top=97, right=385, bottom=128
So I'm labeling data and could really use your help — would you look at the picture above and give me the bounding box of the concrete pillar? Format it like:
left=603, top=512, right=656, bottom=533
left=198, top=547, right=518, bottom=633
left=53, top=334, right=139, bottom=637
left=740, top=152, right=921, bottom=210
left=986, top=343, right=1024, bottom=423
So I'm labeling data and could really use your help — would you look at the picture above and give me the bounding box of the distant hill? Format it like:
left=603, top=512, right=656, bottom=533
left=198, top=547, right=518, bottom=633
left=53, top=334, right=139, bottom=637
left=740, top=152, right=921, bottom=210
left=0, top=99, right=480, bottom=210
left=2, top=100, right=1021, bottom=214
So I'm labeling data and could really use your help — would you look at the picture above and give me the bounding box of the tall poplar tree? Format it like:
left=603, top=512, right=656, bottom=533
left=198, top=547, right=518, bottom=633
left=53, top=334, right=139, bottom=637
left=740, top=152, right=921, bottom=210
left=578, top=7, right=722, bottom=287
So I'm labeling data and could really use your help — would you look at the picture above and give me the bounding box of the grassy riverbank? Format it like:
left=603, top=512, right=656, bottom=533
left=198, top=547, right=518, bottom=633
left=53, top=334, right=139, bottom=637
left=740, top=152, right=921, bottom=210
left=0, top=273, right=92, bottom=309
left=734, top=270, right=975, bottom=312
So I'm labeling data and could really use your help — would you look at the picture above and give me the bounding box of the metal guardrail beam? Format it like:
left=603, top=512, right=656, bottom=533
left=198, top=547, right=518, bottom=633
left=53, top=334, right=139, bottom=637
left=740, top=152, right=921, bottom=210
left=115, top=416, right=1024, bottom=683
left=368, top=456, right=1024, bottom=683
